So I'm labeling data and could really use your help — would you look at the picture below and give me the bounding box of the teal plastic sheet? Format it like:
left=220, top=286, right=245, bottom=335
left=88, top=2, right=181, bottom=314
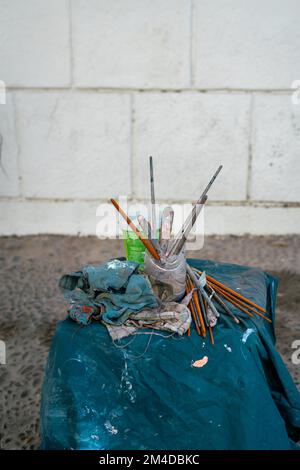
left=40, top=259, right=300, bottom=450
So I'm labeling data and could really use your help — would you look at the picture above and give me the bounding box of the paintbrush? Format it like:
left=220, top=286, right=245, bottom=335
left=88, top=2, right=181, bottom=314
left=159, top=206, right=174, bottom=253
left=193, top=268, right=269, bottom=317
left=167, top=165, right=222, bottom=256
left=167, top=195, right=207, bottom=257
left=137, top=214, right=162, bottom=255
left=203, top=280, right=240, bottom=324
left=186, top=264, right=220, bottom=320
left=149, top=156, right=157, bottom=239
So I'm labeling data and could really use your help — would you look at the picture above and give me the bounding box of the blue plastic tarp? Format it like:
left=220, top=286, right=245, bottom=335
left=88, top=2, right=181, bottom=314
left=40, top=259, right=300, bottom=450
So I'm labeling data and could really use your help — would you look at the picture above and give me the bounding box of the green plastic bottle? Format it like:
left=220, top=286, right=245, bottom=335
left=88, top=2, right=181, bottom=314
left=123, top=229, right=146, bottom=268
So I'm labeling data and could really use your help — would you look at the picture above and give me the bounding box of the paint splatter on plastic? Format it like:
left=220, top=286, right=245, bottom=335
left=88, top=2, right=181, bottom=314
left=192, top=356, right=208, bottom=368
left=104, top=420, right=118, bottom=435
left=242, top=328, right=255, bottom=343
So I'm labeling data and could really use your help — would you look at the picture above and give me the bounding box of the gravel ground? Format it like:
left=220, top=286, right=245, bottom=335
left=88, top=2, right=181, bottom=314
left=0, top=235, right=299, bottom=450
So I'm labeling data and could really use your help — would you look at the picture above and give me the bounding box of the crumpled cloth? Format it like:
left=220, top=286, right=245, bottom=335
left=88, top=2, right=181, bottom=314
left=59, top=259, right=138, bottom=294
left=67, top=292, right=104, bottom=325
left=95, top=274, right=158, bottom=325
left=106, top=301, right=191, bottom=340
left=59, top=259, right=158, bottom=326
left=69, top=303, right=95, bottom=325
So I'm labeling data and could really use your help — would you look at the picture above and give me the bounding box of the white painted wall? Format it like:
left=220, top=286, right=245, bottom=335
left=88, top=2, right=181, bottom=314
left=0, top=0, right=299, bottom=236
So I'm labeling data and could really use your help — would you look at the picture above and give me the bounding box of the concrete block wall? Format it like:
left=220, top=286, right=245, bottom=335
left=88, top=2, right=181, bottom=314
left=0, top=0, right=300, bottom=236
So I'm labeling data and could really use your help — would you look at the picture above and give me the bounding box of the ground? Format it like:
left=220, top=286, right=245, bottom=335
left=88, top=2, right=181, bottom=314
left=0, top=235, right=299, bottom=449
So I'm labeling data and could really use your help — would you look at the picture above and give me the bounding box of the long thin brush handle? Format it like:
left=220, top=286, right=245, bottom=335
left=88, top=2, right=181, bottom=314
left=149, top=156, right=157, bottom=238
left=198, top=287, right=209, bottom=327
left=209, top=326, right=215, bottom=345
left=190, top=165, right=223, bottom=231
left=111, top=199, right=160, bottom=261
left=176, top=165, right=222, bottom=237
left=209, top=282, right=272, bottom=324
left=168, top=165, right=222, bottom=256
left=205, top=283, right=240, bottom=324
left=210, top=285, right=255, bottom=318
left=186, top=277, right=201, bottom=336
left=188, top=276, right=206, bottom=336
left=168, top=195, right=207, bottom=256
left=194, top=268, right=268, bottom=315
left=159, top=206, right=174, bottom=252
left=186, top=264, right=220, bottom=320
left=137, top=215, right=161, bottom=254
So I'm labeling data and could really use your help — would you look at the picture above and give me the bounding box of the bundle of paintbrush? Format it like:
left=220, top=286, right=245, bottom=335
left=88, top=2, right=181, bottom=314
left=111, top=158, right=222, bottom=262
left=185, top=264, right=272, bottom=345
left=111, top=158, right=223, bottom=302
left=110, top=156, right=272, bottom=342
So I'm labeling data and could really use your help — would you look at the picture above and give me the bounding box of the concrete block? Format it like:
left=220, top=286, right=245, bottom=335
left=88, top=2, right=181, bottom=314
left=0, top=199, right=119, bottom=236
left=251, top=95, right=300, bottom=201
left=193, top=0, right=300, bottom=89
left=1, top=200, right=299, bottom=236
left=15, top=91, right=131, bottom=199
left=204, top=204, right=300, bottom=235
left=72, top=0, right=190, bottom=88
left=0, top=0, right=70, bottom=87
left=133, top=92, right=250, bottom=200
left=0, top=93, right=19, bottom=197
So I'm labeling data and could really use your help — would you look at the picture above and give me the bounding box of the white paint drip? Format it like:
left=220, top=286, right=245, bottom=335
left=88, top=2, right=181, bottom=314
left=242, top=328, right=255, bottom=343
left=120, top=353, right=136, bottom=403
left=104, top=420, right=118, bottom=435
